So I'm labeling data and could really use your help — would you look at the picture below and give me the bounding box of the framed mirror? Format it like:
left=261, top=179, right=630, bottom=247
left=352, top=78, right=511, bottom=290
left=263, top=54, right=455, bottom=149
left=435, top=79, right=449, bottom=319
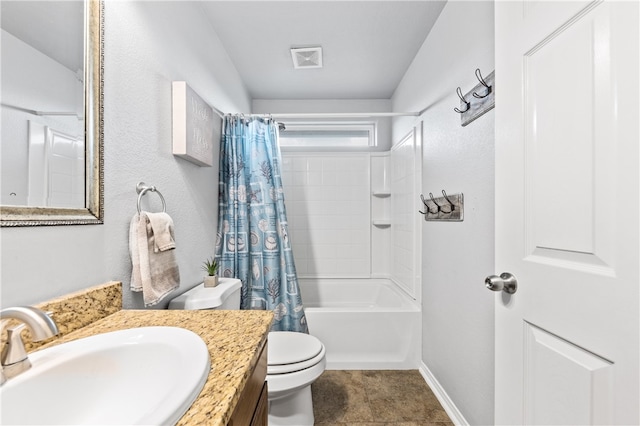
left=0, top=0, right=103, bottom=226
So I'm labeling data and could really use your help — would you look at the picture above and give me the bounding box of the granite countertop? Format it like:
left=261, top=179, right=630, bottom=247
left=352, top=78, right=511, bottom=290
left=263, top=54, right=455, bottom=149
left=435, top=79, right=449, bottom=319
left=36, top=309, right=274, bottom=426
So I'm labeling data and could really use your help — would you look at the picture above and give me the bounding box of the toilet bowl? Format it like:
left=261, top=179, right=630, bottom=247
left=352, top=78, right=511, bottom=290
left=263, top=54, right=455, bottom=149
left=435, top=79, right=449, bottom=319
left=267, top=331, right=326, bottom=426
left=168, top=278, right=325, bottom=426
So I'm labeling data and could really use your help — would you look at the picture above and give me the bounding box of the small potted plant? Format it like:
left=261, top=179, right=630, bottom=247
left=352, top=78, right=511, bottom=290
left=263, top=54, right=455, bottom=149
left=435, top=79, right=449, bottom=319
left=202, top=257, right=219, bottom=288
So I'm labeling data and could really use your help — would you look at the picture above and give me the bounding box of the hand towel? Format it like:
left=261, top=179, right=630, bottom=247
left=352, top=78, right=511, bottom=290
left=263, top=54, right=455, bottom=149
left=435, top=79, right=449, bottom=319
left=129, top=211, right=180, bottom=307
left=146, top=212, right=176, bottom=252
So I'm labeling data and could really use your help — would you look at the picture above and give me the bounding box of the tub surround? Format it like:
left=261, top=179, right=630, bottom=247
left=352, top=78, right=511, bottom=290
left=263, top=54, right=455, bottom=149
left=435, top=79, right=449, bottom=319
left=7, top=282, right=274, bottom=426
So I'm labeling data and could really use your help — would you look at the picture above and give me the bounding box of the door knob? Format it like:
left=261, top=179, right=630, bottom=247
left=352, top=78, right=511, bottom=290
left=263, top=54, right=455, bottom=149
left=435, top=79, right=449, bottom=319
left=485, top=272, right=518, bottom=294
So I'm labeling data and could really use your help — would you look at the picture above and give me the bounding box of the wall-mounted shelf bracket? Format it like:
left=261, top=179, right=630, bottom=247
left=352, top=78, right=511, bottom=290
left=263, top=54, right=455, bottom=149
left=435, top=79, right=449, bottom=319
left=373, top=220, right=391, bottom=227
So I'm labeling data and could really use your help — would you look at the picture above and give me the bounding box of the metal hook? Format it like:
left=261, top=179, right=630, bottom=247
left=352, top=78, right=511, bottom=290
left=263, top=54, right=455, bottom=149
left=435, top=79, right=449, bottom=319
left=419, top=194, right=431, bottom=215
left=440, top=190, right=455, bottom=213
left=472, top=68, right=492, bottom=99
left=454, top=87, right=470, bottom=113
left=419, top=194, right=438, bottom=215
left=429, top=192, right=443, bottom=212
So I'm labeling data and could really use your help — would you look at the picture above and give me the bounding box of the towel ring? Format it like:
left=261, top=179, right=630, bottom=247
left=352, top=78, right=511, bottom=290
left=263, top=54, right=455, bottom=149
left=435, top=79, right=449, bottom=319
left=136, top=182, right=166, bottom=214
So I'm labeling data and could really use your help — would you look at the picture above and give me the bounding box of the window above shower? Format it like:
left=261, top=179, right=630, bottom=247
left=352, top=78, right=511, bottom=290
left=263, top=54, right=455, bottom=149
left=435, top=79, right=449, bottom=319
left=279, top=122, right=377, bottom=150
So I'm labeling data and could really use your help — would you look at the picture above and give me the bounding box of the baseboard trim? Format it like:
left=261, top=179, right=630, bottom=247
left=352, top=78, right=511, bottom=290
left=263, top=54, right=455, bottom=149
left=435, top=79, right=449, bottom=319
left=419, top=361, right=470, bottom=426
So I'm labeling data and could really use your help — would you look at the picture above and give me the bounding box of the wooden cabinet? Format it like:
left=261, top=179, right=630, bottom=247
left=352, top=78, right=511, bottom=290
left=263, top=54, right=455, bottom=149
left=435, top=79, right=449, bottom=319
left=252, top=382, right=268, bottom=426
left=228, top=339, right=268, bottom=426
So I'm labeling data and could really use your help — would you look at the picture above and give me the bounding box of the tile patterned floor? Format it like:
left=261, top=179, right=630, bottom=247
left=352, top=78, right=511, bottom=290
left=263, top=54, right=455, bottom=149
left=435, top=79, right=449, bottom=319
left=312, top=370, right=454, bottom=426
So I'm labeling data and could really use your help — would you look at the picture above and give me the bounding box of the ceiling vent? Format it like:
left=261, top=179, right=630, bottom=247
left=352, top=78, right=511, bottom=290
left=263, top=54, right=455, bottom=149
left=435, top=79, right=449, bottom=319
left=290, top=47, right=323, bottom=69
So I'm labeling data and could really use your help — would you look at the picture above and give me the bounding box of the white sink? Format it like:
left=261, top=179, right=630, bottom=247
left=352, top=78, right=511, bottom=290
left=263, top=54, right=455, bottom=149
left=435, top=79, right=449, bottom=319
left=0, top=326, right=210, bottom=425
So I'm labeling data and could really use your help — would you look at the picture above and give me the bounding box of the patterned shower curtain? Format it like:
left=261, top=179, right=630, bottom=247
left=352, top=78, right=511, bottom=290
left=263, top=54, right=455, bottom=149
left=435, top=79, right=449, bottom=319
left=215, top=115, right=308, bottom=333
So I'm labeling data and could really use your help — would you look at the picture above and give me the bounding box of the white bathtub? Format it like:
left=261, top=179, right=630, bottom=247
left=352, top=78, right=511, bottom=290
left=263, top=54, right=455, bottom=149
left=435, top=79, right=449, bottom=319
left=298, top=278, right=420, bottom=370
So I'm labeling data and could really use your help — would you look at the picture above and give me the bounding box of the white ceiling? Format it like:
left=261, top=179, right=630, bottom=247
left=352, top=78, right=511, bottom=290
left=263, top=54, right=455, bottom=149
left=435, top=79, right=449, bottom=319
left=1, top=1, right=445, bottom=101
left=200, top=1, right=446, bottom=100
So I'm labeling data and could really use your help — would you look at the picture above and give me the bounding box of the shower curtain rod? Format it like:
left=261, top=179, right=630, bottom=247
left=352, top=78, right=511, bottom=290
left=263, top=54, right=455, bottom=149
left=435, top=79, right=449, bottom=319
left=210, top=94, right=431, bottom=118
left=212, top=108, right=422, bottom=119
left=264, top=111, right=421, bottom=119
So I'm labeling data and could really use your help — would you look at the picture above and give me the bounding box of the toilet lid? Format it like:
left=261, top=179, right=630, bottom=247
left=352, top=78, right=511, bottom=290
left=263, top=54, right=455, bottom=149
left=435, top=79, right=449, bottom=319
left=268, top=332, right=324, bottom=366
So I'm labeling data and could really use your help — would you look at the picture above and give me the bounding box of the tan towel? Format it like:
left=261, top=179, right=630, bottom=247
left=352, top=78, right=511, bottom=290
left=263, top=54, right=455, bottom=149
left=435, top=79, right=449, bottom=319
left=146, top=212, right=176, bottom=252
left=129, top=212, right=180, bottom=307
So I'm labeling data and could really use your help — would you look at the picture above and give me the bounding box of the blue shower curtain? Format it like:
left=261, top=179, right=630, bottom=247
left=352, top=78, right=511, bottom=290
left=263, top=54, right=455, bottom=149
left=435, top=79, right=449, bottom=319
left=215, top=115, right=308, bottom=333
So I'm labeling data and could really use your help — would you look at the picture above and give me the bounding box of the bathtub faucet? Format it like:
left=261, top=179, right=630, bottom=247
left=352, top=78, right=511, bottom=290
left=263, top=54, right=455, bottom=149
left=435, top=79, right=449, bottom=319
left=0, top=306, right=59, bottom=385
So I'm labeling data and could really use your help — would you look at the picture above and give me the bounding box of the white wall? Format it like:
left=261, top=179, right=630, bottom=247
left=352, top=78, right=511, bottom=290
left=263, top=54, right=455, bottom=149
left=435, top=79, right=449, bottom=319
left=281, top=153, right=371, bottom=277
left=0, top=1, right=250, bottom=309
left=392, top=2, right=495, bottom=425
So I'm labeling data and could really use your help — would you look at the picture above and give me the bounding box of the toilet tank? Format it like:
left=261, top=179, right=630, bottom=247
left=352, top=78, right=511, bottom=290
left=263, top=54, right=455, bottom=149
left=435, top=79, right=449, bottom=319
left=168, top=278, right=242, bottom=310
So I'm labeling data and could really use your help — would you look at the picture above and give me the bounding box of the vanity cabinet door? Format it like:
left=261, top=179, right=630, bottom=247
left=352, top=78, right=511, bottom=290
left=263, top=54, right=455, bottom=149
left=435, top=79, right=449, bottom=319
left=251, top=382, right=268, bottom=426
left=228, top=340, right=267, bottom=426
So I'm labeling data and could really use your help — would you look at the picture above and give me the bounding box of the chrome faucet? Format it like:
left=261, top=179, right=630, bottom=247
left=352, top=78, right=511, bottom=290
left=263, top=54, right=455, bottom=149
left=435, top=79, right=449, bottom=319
left=1, top=306, right=59, bottom=385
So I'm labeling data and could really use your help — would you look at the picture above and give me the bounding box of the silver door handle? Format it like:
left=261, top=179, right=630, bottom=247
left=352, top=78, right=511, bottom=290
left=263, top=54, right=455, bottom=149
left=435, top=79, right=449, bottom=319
left=485, top=272, right=517, bottom=294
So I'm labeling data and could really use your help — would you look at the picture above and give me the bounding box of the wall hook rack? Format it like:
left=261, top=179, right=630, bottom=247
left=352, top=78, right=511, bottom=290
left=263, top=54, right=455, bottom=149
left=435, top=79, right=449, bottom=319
left=419, top=191, right=464, bottom=221
left=454, top=68, right=495, bottom=127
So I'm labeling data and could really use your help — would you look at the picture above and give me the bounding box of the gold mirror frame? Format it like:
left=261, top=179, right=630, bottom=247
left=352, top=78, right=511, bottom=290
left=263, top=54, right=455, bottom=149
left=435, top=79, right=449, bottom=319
left=0, top=0, right=104, bottom=227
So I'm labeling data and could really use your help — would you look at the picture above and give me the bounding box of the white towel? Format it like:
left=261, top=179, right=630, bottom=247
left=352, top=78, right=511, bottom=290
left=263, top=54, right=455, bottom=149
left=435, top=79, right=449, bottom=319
left=129, top=212, right=180, bottom=307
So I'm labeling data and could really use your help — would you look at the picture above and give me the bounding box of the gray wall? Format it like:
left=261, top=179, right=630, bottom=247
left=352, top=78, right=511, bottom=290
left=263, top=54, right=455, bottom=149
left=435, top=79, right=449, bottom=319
left=0, top=1, right=250, bottom=309
left=392, top=2, right=495, bottom=425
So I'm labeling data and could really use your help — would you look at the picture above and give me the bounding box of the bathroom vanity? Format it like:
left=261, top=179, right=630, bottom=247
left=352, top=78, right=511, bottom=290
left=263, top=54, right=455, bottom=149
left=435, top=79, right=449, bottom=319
left=10, top=282, right=273, bottom=426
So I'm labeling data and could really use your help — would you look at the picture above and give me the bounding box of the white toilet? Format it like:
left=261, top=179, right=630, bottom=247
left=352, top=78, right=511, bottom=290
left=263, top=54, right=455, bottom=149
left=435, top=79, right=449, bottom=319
left=168, top=278, right=326, bottom=426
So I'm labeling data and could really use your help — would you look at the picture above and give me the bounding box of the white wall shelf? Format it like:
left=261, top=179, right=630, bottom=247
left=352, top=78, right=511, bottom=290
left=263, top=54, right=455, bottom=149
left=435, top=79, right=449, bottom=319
left=370, top=153, right=391, bottom=276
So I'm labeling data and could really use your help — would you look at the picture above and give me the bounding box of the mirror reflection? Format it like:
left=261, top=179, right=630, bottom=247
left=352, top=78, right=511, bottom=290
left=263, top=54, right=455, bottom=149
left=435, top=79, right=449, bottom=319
left=1, top=1, right=85, bottom=208
left=0, top=0, right=103, bottom=226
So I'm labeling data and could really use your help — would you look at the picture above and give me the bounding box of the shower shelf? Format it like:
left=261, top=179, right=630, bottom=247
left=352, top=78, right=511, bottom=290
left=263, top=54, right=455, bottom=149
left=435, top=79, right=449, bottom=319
left=372, top=220, right=391, bottom=227
left=372, top=191, right=391, bottom=197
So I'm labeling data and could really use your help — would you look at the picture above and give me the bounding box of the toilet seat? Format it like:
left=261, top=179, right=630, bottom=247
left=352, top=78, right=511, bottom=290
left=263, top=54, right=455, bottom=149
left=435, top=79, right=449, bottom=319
left=268, top=332, right=325, bottom=375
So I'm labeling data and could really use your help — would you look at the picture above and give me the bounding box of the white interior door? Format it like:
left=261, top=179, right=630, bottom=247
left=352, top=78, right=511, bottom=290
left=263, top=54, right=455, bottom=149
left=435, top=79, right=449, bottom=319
left=494, top=1, right=639, bottom=424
